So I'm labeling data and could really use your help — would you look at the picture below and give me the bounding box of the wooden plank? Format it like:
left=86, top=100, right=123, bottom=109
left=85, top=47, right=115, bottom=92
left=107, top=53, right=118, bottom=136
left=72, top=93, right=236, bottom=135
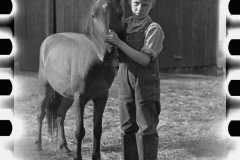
left=45, top=0, right=55, bottom=36
left=19, top=0, right=46, bottom=71
left=56, top=0, right=64, bottom=32
left=16, top=0, right=27, bottom=68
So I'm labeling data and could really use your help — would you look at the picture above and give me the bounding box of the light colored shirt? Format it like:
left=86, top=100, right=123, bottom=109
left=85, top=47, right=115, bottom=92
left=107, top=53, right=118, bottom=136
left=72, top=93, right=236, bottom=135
left=123, top=16, right=165, bottom=61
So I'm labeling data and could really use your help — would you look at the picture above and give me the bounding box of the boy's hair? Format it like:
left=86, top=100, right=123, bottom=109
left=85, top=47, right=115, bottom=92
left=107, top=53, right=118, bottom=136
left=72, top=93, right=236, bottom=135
left=128, top=0, right=157, bottom=2
left=128, top=0, right=156, bottom=2
left=128, top=0, right=157, bottom=7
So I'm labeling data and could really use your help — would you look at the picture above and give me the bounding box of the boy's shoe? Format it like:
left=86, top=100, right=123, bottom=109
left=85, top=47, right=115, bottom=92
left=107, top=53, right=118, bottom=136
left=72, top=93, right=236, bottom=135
left=121, top=134, right=139, bottom=160
left=136, top=134, right=159, bottom=160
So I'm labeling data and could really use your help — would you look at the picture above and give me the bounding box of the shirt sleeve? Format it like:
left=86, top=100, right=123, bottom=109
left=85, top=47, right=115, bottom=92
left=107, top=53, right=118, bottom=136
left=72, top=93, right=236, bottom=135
left=141, top=23, right=165, bottom=61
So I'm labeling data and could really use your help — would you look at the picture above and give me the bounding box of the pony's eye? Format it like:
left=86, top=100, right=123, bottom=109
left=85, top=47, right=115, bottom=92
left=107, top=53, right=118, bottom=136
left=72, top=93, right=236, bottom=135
left=92, top=14, right=95, bottom=18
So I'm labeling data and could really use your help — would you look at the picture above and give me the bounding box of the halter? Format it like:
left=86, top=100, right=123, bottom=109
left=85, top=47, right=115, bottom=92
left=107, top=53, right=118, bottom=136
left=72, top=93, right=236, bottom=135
left=103, top=44, right=117, bottom=63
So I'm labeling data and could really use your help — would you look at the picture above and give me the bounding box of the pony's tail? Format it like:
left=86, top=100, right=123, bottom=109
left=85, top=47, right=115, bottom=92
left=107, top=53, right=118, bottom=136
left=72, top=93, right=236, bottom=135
left=46, top=90, right=62, bottom=147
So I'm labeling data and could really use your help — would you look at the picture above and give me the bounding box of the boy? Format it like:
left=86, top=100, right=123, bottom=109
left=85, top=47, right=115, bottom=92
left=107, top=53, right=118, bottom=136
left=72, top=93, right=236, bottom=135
left=107, top=0, right=164, bottom=159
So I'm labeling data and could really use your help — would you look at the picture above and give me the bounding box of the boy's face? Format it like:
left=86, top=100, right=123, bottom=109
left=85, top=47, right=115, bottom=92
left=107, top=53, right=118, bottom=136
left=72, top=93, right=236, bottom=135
left=128, top=0, right=156, bottom=20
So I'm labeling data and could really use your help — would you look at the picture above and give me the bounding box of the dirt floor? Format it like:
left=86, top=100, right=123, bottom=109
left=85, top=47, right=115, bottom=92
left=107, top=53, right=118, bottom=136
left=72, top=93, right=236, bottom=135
left=14, top=66, right=226, bottom=160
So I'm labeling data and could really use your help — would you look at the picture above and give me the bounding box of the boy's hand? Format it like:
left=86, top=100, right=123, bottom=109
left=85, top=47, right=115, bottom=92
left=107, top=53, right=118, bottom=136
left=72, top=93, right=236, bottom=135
left=107, top=30, right=120, bottom=47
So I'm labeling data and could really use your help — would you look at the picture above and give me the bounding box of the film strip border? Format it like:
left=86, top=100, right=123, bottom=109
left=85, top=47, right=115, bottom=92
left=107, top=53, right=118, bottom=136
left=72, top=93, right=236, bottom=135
left=0, top=0, right=239, bottom=159
left=0, top=0, right=15, bottom=159
left=226, top=0, right=240, bottom=159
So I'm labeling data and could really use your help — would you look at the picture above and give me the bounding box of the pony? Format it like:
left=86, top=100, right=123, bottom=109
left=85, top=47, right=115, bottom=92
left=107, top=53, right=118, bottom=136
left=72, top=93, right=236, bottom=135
left=34, top=0, right=123, bottom=159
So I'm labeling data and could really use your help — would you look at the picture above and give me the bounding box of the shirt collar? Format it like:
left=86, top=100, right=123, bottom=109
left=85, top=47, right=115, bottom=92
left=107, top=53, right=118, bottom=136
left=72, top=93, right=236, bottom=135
left=126, top=15, right=151, bottom=33
left=132, top=15, right=150, bottom=28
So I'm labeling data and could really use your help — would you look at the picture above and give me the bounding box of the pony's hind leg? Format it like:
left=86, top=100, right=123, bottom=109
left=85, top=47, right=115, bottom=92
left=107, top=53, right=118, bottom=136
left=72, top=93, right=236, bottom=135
left=56, top=97, right=73, bottom=153
left=92, top=92, right=108, bottom=160
left=35, top=85, right=53, bottom=151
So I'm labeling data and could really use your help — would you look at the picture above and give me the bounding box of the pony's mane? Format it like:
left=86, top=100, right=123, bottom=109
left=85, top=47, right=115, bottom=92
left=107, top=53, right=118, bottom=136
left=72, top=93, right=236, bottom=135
left=83, top=2, right=98, bottom=39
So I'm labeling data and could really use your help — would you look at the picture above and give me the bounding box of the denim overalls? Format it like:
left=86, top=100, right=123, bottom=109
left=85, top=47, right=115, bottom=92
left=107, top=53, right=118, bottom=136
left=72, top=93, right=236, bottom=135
left=118, top=20, right=161, bottom=136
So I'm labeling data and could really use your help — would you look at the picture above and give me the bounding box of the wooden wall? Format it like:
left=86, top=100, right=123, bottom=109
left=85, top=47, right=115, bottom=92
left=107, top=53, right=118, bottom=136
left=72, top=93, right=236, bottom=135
left=17, top=0, right=93, bottom=71
left=17, top=0, right=220, bottom=74
left=123, top=0, right=219, bottom=70
left=55, top=0, right=93, bottom=33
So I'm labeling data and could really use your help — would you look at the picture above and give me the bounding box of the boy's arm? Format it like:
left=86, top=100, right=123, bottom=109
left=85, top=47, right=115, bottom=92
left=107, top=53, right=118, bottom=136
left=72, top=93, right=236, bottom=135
left=108, top=23, right=164, bottom=66
left=108, top=31, right=151, bottom=66
left=117, top=40, right=151, bottom=66
left=141, top=23, right=165, bottom=62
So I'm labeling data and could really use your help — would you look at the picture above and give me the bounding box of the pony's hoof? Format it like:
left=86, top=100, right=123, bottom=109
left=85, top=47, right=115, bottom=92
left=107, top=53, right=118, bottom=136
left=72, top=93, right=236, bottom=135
left=92, top=154, right=101, bottom=160
left=72, top=156, right=82, bottom=160
left=35, top=146, right=43, bottom=151
left=59, top=145, right=71, bottom=153
left=34, top=141, right=43, bottom=151
left=34, top=145, right=43, bottom=151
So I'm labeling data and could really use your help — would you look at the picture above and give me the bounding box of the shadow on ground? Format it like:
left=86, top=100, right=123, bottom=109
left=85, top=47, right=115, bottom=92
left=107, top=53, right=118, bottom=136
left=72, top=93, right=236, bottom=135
left=160, top=139, right=226, bottom=158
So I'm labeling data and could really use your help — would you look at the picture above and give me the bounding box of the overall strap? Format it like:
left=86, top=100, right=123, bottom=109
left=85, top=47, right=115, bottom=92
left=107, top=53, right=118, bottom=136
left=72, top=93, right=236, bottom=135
left=118, top=22, right=128, bottom=42
left=117, top=22, right=128, bottom=63
left=139, top=20, right=154, bottom=33
left=121, top=22, right=128, bottom=36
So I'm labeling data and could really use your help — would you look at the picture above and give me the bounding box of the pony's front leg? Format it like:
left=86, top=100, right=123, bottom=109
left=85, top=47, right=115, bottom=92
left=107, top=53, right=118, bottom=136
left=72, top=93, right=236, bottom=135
left=92, top=92, right=108, bottom=160
left=35, top=86, right=52, bottom=151
left=73, top=94, right=88, bottom=160
left=57, top=97, right=73, bottom=153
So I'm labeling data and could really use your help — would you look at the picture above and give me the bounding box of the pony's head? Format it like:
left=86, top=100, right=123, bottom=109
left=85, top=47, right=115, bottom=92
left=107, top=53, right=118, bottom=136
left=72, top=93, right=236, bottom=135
left=91, top=0, right=123, bottom=39
left=85, top=0, right=123, bottom=61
